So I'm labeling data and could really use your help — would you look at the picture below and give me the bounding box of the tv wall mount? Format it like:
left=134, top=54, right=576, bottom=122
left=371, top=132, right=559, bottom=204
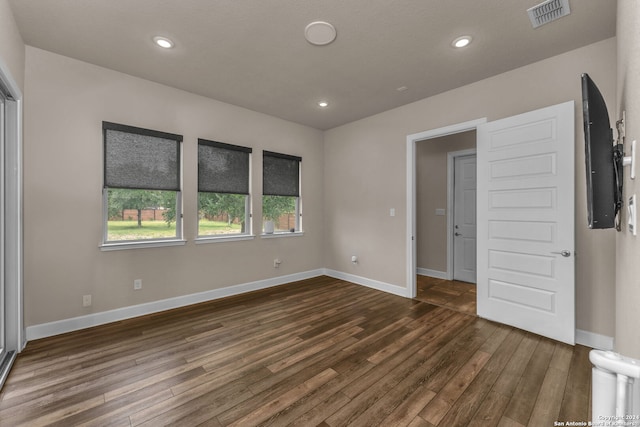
left=614, top=112, right=636, bottom=231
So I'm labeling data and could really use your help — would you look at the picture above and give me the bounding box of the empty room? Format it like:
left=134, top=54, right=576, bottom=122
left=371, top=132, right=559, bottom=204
left=1, top=0, right=639, bottom=425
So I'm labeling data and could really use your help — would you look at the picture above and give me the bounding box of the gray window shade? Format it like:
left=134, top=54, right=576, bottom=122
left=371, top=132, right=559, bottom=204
left=263, top=151, right=301, bottom=197
left=198, top=139, right=252, bottom=194
left=103, top=122, right=182, bottom=191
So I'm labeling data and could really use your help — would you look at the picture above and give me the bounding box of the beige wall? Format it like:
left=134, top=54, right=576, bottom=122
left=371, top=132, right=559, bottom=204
left=11, top=17, right=622, bottom=342
left=324, top=38, right=617, bottom=337
left=23, top=47, right=324, bottom=327
left=615, top=0, right=640, bottom=357
left=0, top=0, right=24, bottom=91
left=416, top=131, right=476, bottom=273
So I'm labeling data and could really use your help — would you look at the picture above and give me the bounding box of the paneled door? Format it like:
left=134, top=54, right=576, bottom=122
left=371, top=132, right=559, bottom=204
left=453, top=154, right=477, bottom=283
left=477, top=101, right=575, bottom=345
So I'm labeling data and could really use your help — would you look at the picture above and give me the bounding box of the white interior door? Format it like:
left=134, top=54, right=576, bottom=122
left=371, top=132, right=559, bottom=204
left=477, top=101, right=575, bottom=345
left=453, top=155, right=477, bottom=283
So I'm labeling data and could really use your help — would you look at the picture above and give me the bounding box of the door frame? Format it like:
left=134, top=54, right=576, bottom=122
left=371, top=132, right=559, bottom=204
left=449, top=150, right=477, bottom=283
left=0, top=56, right=25, bottom=385
left=406, top=118, right=486, bottom=298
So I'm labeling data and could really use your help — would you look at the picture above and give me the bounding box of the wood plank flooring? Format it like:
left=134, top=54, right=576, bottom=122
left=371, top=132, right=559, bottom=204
left=0, top=276, right=591, bottom=426
left=415, top=276, right=477, bottom=315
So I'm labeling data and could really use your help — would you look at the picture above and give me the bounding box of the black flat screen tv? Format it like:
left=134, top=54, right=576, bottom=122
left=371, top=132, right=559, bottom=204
left=581, top=73, right=621, bottom=229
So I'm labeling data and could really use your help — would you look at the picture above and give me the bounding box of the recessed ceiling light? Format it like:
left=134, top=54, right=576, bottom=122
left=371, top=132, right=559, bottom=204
left=153, top=36, right=174, bottom=49
left=305, top=21, right=337, bottom=46
left=318, top=101, right=329, bottom=108
left=452, top=36, right=472, bottom=48
left=396, top=86, right=409, bottom=92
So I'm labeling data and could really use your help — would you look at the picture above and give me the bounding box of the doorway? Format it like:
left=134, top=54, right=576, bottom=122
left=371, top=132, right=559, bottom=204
left=407, top=120, right=485, bottom=304
left=412, top=130, right=479, bottom=313
left=0, top=62, right=24, bottom=389
left=408, top=102, right=575, bottom=344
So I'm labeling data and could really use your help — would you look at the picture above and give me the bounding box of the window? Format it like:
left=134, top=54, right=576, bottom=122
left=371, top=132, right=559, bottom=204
left=198, top=139, right=252, bottom=238
left=262, top=151, right=302, bottom=234
left=102, top=122, right=182, bottom=245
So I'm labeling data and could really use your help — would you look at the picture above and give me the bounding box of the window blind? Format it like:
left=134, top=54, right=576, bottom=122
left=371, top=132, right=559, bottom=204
left=103, top=122, right=182, bottom=191
left=198, top=139, right=252, bottom=194
left=263, top=151, right=301, bottom=197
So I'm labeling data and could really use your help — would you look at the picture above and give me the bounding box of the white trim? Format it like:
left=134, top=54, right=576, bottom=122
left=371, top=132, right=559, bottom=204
left=26, top=269, right=324, bottom=340
left=323, top=269, right=408, bottom=297
left=406, top=137, right=417, bottom=298
left=26, top=268, right=405, bottom=340
left=416, top=268, right=448, bottom=280
left=195, top=234, right=255, bottom=244
left=0, top=56, right=24, bottom=353
left=576, top=329, right=614, bottom=351
left=260, top=231, right=304, bottom=239
left=24, top=263, right=613, bottom=351
left=100, top=239, right=187, bottom=251
left=406, top=118, right=486, bottom=299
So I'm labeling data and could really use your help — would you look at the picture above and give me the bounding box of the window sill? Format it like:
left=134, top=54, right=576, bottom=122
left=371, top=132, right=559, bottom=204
left=100, top=239, right=187, bottom=251
left=260, top=231, right=304, bottom=239
left=195, top=234, right=255, bottom=244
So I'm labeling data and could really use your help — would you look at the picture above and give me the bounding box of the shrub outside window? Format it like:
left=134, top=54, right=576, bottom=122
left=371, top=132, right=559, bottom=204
left=103, top=122, right=182, bottom=244
left=262, top=151, right=301, bottom=234
left=198, top=139, right=252, bottom=238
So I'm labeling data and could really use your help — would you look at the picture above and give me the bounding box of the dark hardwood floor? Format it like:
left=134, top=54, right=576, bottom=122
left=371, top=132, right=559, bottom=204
left=415, top=275, right=477, bottom=315
left=0, top=276, right=591, bottom=426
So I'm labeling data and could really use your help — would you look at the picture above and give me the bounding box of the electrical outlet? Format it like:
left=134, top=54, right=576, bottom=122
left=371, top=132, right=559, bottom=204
left=83, top=294, right=92, bottom=307
left=134, top=279, right=142, bottom=290
left=273, top=259, right=281, bottom=268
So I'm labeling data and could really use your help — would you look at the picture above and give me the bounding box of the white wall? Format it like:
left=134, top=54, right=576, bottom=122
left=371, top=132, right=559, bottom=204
left=615, top=0, right=640, bottom=357
left=324, top=38, right=618, bottom=338
left=23, top=47, right=325, bottom=328
left=0, top=0, right=24, bottom=91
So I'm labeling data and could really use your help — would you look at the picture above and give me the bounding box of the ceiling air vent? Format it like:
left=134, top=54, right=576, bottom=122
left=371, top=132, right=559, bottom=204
left=527, top=0, right=571, bottom=28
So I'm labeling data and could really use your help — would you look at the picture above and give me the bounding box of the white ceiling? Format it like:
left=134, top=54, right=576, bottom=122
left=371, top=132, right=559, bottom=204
left=8, top=0, right=616, bottom=130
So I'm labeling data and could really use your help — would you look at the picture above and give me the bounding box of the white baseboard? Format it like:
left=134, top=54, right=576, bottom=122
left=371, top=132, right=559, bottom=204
left=416, top=268, right=449, bottom=280
left=576, top=329, right=614, bottom=350
left=323, top=269, right=409, bottom=298
left=28, top=267, right=609, bottom=352
left=26, top=269, right=325, bottom=341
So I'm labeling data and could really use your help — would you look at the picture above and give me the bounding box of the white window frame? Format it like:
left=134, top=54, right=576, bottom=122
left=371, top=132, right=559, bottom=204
left=101, top=190, right=185, bottom=251
left=195, top=139, right=254, bottom=243
left=261, top=151, right=303, bottom=237
left=261, top=198, right=304, bottom=238
left=100, top=123, right=185, bottom=251
left=196, top=193, right=255, bottom=244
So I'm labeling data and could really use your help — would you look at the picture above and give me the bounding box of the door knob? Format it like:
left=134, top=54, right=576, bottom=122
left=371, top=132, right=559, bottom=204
left=454, top=232, right=461, bottom=236
left=550, top=250, right=571, bottom=257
